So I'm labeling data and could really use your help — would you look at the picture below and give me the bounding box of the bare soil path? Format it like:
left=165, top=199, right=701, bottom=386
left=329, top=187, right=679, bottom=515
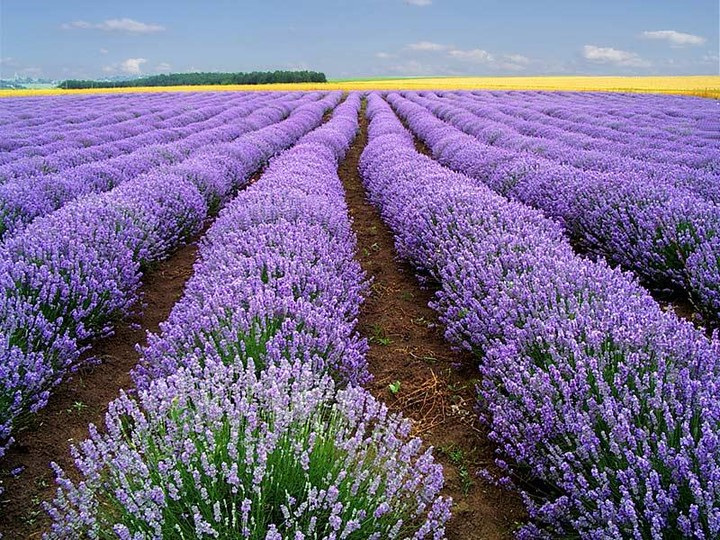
left=339, top=101, right=526, bottom=539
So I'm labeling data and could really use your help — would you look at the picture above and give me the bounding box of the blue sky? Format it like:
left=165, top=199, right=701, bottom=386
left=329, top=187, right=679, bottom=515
left=0, top=0, right=717, bottom=80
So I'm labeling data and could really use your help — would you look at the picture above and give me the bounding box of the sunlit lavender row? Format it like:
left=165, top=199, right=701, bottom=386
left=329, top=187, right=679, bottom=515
left=1, top=86, right=718, bottom=539
left=0, top=93, right=240, bottom=156
left=388, top=91, right=720, bottom=322
left=0, top=93, right=316, bottom=237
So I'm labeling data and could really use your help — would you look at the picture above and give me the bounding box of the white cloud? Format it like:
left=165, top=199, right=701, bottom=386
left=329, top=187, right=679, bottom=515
left=62, top=21, right=93, bottom=30
left=105, top=58, right=148, bottom=75
left=62, top=18, right=164, bottom=34
left=582, top=45, right=650, bottom=68
left=387, top=59, right=438, bottom=75
left=404, top=0, right=432, bottom=5
left=155, top=62, right=172, bottom=72
left=387, top=41, right=534, bottom=74
left=120, top=58, right=147, bottom=74
left=642, top=30, right=706, bottom=47
left=407, top=41, right=449, bottom=51
left=448, top=48, right=494, bottom=62
left=447, top=49, right=531, bottom=71
left=99, top=48, right=109, bottom=54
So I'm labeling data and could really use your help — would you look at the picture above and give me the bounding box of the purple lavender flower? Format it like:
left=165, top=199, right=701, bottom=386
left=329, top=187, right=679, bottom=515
left=134, top=92, right=370, bottom=389
left=387, top=91, right=720, bottom=323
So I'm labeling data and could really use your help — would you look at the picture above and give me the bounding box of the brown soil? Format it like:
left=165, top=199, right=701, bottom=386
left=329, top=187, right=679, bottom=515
left=656, top=293, right=705, bottom=328
left=339, top=101, right=526, bottom=539
left=0, top=223, right=210, bottom=538
left=322, top=107, right=335, bottom=123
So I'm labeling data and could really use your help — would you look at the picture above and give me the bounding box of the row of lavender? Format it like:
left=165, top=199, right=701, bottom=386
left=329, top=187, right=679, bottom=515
left=418, top=91, right=719, bottom=200
left=0, top=92, right=249, bottom=155
left=0, top=93, right=152, bottom=144
left=361, top=93, right=720, bottom=538
left=500, top=91, right=716, bottom=141
left=464, top=90, right=720, bottom=151
left=0, top=92, right=339, bottom=467
left=440, top=91, right=719, bottom=174
left=403, top=90, right=720, bottom=211
left=0, top=92, right=237, bottom=169
left=0, top=92, right=174, bottom=125
left=46, top=93, right=450, bottom=539
left=0, top=92, right=312, bottom=238
left=389, top=91, right=720, bottom=322
left=3, top=95, right=296, bottom=179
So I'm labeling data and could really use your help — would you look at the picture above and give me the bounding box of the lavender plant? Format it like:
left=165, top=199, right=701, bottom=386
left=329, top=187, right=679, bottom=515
left=387, top=91, right=720, bottom=322
left=361, top=93, right=720, bottom=538
left=46, top=93, right=451, bottom=538
left=134, top=93, right=369, bottom=389
left=46, top=359, right=450, bottom=539
left=0, top=92, right=306, bottom=238
left=0, top=92, right=342, bottom=466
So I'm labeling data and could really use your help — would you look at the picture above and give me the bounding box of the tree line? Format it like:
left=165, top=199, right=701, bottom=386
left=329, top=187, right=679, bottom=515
left=57, top=70, right=327, bottom=89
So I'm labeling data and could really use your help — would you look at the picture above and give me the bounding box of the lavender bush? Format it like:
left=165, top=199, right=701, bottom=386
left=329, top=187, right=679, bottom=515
left=134, top=92, right=368, bottom=389
left=0, top=92, right=309, bottom=238
left=0, top=92, right=259, bottom=180
left=0, top=92, right=341, bottom=466
left=46, top=92, right=451, bottom=539
left=387, top=91, right=720, bottom=322
left=47, top=359, right=450, bottom=539
left=361, top=93, right=720, bottom=538
left=429, top=91, right=719, bottom=185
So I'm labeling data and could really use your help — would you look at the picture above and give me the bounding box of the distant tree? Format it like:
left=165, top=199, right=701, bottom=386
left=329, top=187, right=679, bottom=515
left=57, top=70, right=328, bottom=89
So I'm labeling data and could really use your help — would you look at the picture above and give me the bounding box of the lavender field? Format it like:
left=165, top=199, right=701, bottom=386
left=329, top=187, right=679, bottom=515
left=1, top=90, right=719, bottom=539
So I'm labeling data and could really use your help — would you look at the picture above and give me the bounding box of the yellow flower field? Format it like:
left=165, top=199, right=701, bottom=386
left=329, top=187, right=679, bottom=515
left=1, top=75, right=718, bottom=98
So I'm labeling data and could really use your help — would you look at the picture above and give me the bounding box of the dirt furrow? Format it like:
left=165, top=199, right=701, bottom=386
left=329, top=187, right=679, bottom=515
left=339, top=100, right=525, bottom=539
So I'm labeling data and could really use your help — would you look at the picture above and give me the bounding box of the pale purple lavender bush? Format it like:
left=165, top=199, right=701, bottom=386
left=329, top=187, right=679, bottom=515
left=47, top=359, right=450, bottom=539
left=387, top=91, right=720, bottom=323
left=47, top=93, right=450, bottom=538
left=0, top=92, right=304, bottom=238
left=134, top=92, right=369, bottom=389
